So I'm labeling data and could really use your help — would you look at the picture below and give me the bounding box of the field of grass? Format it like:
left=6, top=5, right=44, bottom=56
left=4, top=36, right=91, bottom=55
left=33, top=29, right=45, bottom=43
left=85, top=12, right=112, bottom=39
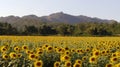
left=0, top=36, right=120, bottom=67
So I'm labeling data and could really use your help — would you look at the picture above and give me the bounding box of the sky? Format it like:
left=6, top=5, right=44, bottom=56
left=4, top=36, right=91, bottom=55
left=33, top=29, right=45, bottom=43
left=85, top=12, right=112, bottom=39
left=0, top=0, right=120, bottom=21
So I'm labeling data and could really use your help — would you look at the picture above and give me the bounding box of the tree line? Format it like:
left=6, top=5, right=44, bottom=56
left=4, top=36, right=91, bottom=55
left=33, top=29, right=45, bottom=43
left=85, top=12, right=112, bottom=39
left=0, top=21, right=120, bottom=36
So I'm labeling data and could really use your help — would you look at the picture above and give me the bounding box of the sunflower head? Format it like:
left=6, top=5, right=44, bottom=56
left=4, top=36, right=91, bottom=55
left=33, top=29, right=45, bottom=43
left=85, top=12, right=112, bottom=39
left=0, top=46, right=8, bottom=53
left=36, top=51, right=43, bottom=55
left=93, top=50, right=100, bottom=57
left=75, top=59, right=82, bottom=64
left=110, top=57, right=118, bottom=63
left=34, top=60, right=43, bottom=67
left=28, top=54, right=36, bottom=60
left=71, top=49, right=75, bottom=53
left=2, top=54, right=9, bottom=60
left=9, top=52, right=17, bottom=59
left=14, top=46, right=21, bottom=52
left=64, top=50, right=70, bottom=55
left=86, top=48, right=90, bottom=52
left=54, top=61, right=60, bottom=67
left=101, top=50, right=106, bottom=55
left=44, top=44, right=49, bottom=48
left=22, top=45, right=28, bottom=50
left=65, top=47, right=69, bottom=50
left=46, top=46, right=53, bottom=52
left=89, top=56, right=97, bottom=64
left=82, top=56, right=87, bottom=61
left=73, top=63, right=81, bottom=67
left=61, top=55, right=70, bottom=62
left=17, top=53, right=22, bottom=58
left=56, top=48, right=64, bottom=54
left=26, top=50, right=31, bottom=54
left=64, top=61, right=71, bottom=67
left=112, top=53, right=117, bottom=57
left=105, top=63, right=113, bottom=67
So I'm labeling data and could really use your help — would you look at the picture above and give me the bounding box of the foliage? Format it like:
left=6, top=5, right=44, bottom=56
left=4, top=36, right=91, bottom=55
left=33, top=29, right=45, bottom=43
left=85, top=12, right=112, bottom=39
left=0, top=21, right=120, bottom=36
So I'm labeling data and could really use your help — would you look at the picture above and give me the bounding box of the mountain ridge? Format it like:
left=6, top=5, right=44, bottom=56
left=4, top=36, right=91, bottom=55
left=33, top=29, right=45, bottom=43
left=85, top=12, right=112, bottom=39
left=0, top=12, right=115, bottom=24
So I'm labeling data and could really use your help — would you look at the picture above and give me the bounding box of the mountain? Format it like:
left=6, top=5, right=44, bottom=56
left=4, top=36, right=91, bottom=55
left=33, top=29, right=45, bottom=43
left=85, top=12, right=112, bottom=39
left=0, top=15, right=20, bottom=23
left=0, top=12, right=113, bottom=25
left=40, top=12, right=82, bottom=23
left=40, top=12, right=110, bottom=23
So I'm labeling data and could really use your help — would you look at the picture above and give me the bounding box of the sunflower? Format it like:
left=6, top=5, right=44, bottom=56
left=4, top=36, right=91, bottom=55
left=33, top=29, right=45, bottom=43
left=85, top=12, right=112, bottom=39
left=75, top=59, right=82, bottom=64
left=17, top=53, right=22, bottom=58
left=116, top=46, right=120, bottom=50
left=14, top=46, right=21, bottom=52
left=86, top=48, right=90, bottom=52
left=60, top=55, right=70, bottom=62
left=92, top=50, right=100, bottom=57
left=54, top=46, right=58, bottom=50
left=28, top=54, right=36, bottom=60
left=105, top=63, right=113, bottom=67
left=44, top=44, right=49, bottom=48
left=110, top=57, right=118, bottom=63
left=82, top=56, right=87, bottom=61
left=76, top=49, right=80, bottom=53
left=64, top=50, right=70, bottom=55
left=36, top=51, right=43, bottom=55
left=112, top=53, right=117, bottom=57
left=46, top=46, right=53, bottom=52
left=0, top=46, right=8, bottom=53
left=9, top=52, right=17, bottom=59
left=71, top=49, right=75, bottom=53
left=89, top=56, right=97, bottom=64
left=54, top=61, right=60, bottom=67
left=2, top=54, right=9, bottom=60
left=22, top=45, right=28, bottom=50
left=64, top=61, right=71, bottom=67
left=65, top=47, right=69, bottom=50
left=56, top=48, right=65, bottom=54
left=106, top=50, right=110, bottom=54
left=26, top=50, right=31, bottom=54
left=73, top=63, right=81, bottom=67
left=34, top=60, right=43, bottom=67
left=101, top=50, right=106, bottom=56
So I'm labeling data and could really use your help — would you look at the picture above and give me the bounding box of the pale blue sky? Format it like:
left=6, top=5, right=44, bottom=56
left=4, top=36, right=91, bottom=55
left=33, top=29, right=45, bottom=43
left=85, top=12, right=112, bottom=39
left=0, top=0, right=120, bottom=21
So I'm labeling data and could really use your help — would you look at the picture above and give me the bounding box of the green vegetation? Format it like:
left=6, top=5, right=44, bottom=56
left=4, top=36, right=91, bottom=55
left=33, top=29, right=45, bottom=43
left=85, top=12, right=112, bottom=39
left=0, top=21, right=120, bottom=36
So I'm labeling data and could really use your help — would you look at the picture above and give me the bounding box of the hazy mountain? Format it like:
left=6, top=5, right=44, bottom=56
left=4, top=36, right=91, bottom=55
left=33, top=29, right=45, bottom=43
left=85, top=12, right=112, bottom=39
left=40, top=12, right=110, bottom=23
left=0, top=12, right=113, bottom=25
left=40, top=12, right=82, bottom=23
left=0, top=15, right=20, bottom=23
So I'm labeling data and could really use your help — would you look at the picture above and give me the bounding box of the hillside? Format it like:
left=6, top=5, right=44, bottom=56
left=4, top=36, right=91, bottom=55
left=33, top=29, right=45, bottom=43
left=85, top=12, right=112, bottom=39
left=0, top=12, right=113, bottom=26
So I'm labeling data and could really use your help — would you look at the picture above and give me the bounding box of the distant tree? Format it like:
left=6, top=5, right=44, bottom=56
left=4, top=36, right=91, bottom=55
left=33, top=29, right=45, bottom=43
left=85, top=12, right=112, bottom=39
left=87, top=27, right=98, bottom=35
left=0, top=22, right=18, bottom=35
left=39, top=24, right=57, bottom=35
left=97, top=27, right=112, bottom=36
left=23, top=25, right=38, bottom=35
left=56, top=24, right=74, bottom=36
left=0, top=21, right=117, bottom=36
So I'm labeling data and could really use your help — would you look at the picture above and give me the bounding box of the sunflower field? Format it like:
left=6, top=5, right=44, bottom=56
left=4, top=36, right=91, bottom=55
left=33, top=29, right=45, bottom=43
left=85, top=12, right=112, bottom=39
left=0, top=36, right=120, bottom=67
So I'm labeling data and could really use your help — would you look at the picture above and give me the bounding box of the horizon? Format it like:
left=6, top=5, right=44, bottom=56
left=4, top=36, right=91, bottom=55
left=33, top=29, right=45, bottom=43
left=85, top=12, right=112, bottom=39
left=0, top=0, right=120, bottom=21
